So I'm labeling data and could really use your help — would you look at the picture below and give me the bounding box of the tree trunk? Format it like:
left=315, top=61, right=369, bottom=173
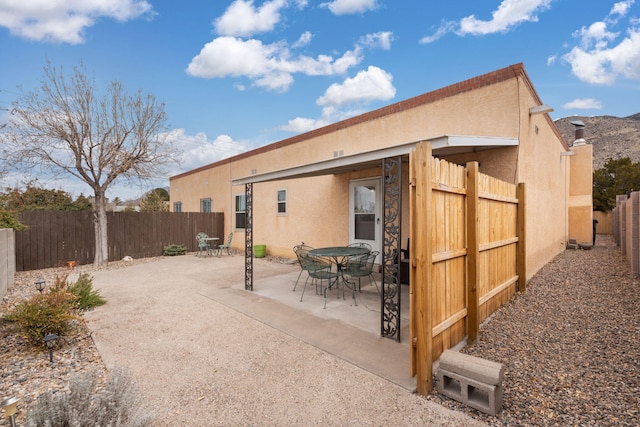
left=93, top=191, right=109, bottom=267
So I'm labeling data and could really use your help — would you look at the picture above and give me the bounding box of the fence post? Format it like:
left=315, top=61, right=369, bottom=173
left=628, top=192, right=639, bottom=277
left=414, top=141, right=433, bottom=396
left=465, top=162, right=479, bottom=344
left=517, top=183, right=527, bottom=292
left=620, top=198, right=627, bottom=256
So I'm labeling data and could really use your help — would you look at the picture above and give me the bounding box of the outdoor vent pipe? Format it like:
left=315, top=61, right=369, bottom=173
left=571, top=120, right=585, bottom=143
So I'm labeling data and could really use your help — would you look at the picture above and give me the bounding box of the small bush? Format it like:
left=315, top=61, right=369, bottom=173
left=25, top=367, right=154, bottom=427
left=65, top=273, right=107, bottom=310
left=3, top=291, right=78, bottom=345
left=3, top=273, right=106, bottom=345
left=163, top=243, right=187, bottom=256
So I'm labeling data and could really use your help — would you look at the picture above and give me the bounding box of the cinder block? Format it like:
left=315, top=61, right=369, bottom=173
left=439, top=350, right=504, bottom=385
left=437, top=368, right=503, bottom=416
left=437, top=350, right=504, bottom=416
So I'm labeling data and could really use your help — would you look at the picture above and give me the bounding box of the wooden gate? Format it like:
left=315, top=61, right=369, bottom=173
left=410, top=142, right=526, bottom=395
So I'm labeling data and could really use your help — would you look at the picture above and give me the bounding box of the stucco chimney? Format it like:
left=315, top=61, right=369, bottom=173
left=570, top=120, right=586, bottom=146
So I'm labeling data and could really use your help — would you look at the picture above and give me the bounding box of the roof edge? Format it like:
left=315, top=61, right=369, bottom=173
left=172, top=63, right=529, bottom=181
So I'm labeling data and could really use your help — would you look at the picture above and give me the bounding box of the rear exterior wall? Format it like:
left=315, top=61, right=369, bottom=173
left=170, top=74, right=575, bottom=279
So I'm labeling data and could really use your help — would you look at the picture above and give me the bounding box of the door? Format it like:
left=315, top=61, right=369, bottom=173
left=349, top=178, right=382, bottom=262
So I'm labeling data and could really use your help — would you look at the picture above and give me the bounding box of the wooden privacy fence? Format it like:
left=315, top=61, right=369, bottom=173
left=410, top=142, right=525, bottom=395
left=15, top=211, right=224, bottom=271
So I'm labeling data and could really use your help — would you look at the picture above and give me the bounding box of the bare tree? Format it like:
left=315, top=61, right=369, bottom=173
left=2, top=62, right=179, bottom=266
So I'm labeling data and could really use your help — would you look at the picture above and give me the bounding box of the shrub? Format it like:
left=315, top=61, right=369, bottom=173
left=0, top=208, right=27, bottom=229
left=3, top=273, right=106, bottom=345
left=163, top=243, right=187, bottom=256
left=25, top=367, right=154, bottom=427
left=65, top=273, right=107, bottom=310
left=3, top=291, right=78, bottom=345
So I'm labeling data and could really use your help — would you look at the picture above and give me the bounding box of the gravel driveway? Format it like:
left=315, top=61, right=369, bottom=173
left=5, top=234, right=637, bottom=426
left=84, top=254, right=481, bottom=426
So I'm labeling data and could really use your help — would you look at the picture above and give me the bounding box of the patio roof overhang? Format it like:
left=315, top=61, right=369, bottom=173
left=231, top=135, right=518, bottom=185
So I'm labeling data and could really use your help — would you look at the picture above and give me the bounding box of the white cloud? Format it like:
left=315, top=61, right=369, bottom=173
left=420, top=21, right=457, bottom=44
left=563, top=1, right=640, bottom=84
left=547, top=55, right=557, bottom=66
left=359, top=31, right=393, bottom=50
left=317, top=66, right=395, bottom=108
left=611, top=0, right=635, bottom=19
left=420, top=0, right=552, bottom=43
left=0, top=0, right=153, bottom=44
left=292, top=31, right=313, bottom=48
left=186, top=37, right=280, bottom=78
left=459, top=0, right=553, bottom=35
left=163, top=129, right=249, bottom=174
left=214, top=0, right=288, bottom=37
left=320, top=0, right=379, bottom=15
left=279, top=117, right=329, bottom=133
left=562, top=98, right=603, bottom=110
left=186, top=36, right=364, bottom=92
left=278, top=66, right=395, bottom=134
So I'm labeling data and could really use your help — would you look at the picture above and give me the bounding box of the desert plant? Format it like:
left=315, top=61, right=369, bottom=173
left=66, top=273, right=107, bottom=310
left=3, top=291, right=78, bottom=345
left=163, top=243, right=187, bottom=256
left=3, top=274, right=106, bottom=345
left=25, top=367, right=154, bottom=427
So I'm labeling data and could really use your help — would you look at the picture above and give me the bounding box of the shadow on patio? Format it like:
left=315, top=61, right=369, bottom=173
left=199, top=259, right=415, bottom=391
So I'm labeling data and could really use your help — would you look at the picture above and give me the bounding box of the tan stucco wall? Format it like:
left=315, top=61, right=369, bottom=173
left=218, top=79, right=519, bottom=185
left=514, top=86, right=572, bottom=278
left=170, top=67, right=585, bottom=280
left=568, top=143, right=594, bottom=243
left=171, top=162, right=233, bottom=214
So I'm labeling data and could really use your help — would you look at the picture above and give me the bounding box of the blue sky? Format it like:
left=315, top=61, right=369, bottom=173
left=1, top=0, right=639, bottom=200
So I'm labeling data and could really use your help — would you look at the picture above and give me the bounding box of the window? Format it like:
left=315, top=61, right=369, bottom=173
left=173, top=201, right=182, bottom=213
left=235, top=194, right=246, bottom=229
left=200, top=198, right=212, bottom=213
left=277, top=189, right=287, bottom=214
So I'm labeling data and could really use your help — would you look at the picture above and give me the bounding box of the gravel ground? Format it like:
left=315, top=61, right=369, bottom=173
left=0, top=257, right=163, bottom=426
left=2, top=236, right=639, bottom=426
left=430, top=235, right=640, bottom=426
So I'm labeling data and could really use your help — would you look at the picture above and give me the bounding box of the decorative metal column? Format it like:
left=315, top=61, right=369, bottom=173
left=381, top=156, right=402, bottom=341
left=245, top=183, right=253, bottom=291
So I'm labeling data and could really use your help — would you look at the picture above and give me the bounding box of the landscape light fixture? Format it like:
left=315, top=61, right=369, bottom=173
left=35, top=278, right=46, bottom=293
left=529, top=104, right=554, bottom=115
left=44, top=333, right=59, bottom=363
left=1, top=396, right=20, bottom=427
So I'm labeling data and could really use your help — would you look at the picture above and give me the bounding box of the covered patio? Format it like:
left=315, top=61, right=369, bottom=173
left=219, top=258, right=415, bottom=389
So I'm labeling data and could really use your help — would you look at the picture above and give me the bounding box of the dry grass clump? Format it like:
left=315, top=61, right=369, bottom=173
left=25, top=367, right=153, bottom=427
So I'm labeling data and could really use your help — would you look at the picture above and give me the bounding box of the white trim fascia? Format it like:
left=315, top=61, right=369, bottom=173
left=231, top=135, right=518, bottom=185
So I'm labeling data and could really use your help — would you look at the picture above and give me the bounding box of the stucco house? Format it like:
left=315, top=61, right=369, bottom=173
left=170, top=63, right=593, bottom=392
left=170, top=62, right=592, bottom=278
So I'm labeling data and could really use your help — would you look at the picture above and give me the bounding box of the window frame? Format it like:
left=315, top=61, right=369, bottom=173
left=276, top=189, right=287, bottom=216
left=200, top=197, right=212, bottom=213
left=173, top=201, right=182, bottom=213
left=235, top=194, right=246, bottom=229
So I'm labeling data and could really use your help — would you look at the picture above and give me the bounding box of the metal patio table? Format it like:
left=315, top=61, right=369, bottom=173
left=308, top=246, right=370, bottom=307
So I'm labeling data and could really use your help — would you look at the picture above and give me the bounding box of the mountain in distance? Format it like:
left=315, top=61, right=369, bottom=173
left=554, top=113, right=640, bottom=170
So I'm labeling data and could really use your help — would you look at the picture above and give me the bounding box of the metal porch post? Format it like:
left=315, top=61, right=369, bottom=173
left=245, top=183, right=253, bottom=291
left=381, top=156, right=402, bottom=341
